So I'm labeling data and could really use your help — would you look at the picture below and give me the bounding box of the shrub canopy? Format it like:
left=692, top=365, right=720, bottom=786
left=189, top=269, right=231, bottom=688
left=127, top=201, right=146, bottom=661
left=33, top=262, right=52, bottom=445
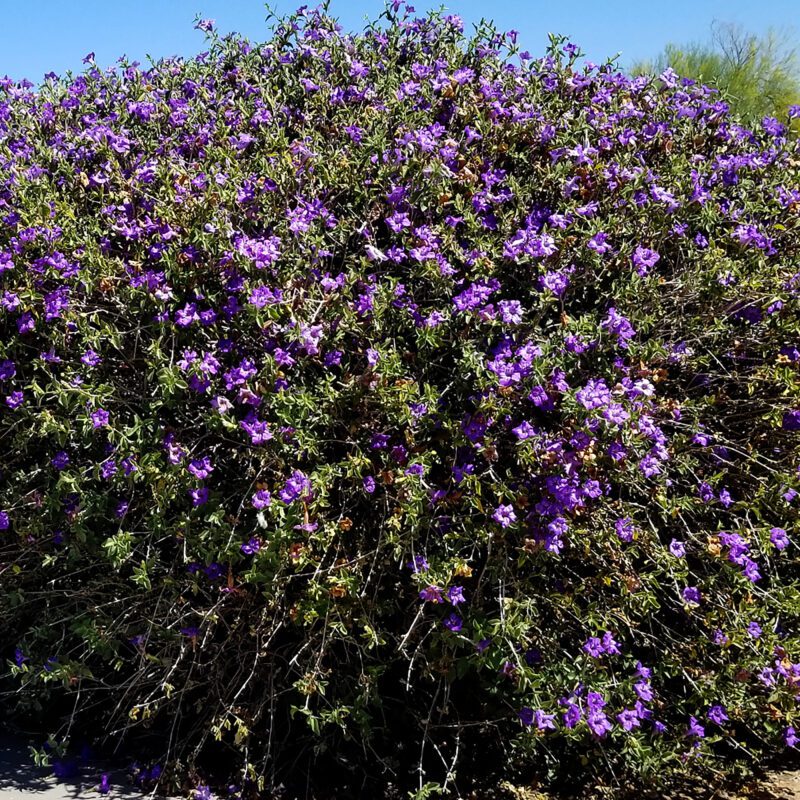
left=1, top=5, right=799, bottom=797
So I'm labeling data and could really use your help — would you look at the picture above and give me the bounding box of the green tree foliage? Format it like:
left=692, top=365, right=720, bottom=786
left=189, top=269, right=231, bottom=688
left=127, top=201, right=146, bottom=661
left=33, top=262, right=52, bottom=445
left=633, top=22, right=800, bottom=122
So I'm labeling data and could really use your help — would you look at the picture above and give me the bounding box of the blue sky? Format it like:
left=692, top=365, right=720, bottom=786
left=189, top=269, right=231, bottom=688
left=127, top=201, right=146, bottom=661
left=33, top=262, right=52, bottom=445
left=1, top=0, right=797, bottom=83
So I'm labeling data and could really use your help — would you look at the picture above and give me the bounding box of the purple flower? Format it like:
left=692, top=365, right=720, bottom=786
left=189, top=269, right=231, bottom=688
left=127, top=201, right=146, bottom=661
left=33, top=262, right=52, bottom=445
left=762, top=117, right=785, bottom=137
left=770, top=527, right=789, bottom=550
left=602, top=403, right=629, bottom=425
left=742, top=558, right=761, bottom=583
left=279, top=470, right=312, bottom=504
left=195, top=784, right=214, bottom=800
left=252, top=489, right=271, bottom=509
left=561, top=700, right=582, bottom=728
left=51, top=451, right=70, bottom=470
left=188, top=457, right=214, bottom=480
left=189, top=487, right=209, bottom=507
left=518, top=707, right=534, bottom=726
left=447, top=585, right=466, bottom=605
left=532, top=710, right=557, bottom=730
left=583, top=637, right=603, bottom=658
left=163, top=435, right=186, bottom=465
left=385, top=211, right=411, bottom=233
left=44, top=287, right=70, bottom=320
left=602, top=308, right=636, bottom=343
left=786, top=726, right=798, bottom=748
left=512, top=420, right=537, bottom=440
left=699, top=481, right=716, bottom=503
left=539, top=269, right=570, bottom=296
left=686, top=716, right=705, bottom=739
left=576, top=379, right=612, bottom=410
left=608, top=441, right=627, bottom=461
left=498, top=299, right=524, bottom=324
left=782, top=410, right=800, bottom=431
left=617, top=709, right=640, bottom=731
left=442, top=613, right=462, bottom=632
left=91, top=408, right=110, bottom=428
left=682, top=586, right=701, bottom=606
left=747, top=621, right=762, bottom=639
left=587, top=711, right=613, bottom=738
left=615, top=517, right=634, bottom=543
left=241, top=537, right=260, bottom=555
left=583, top=630, right=621, bottom=657
left=419, top=585, right=444, bottom=603
left=363, top=475, right=376, bottom=493
left=631, top=246, right=660, bottom=276
left=249, top=285, right=283, bottom=308
left=636, top=662, right=652, bottom=679
left=601, top=631, right=622, bottom=655
left=240, top=413, right=272, bottom=445
left=713, top=629, right=730, bottom=646
left=707, top=705, right=728, bottom=725
left=0, top=360, right=15, bottom=381
left=639, top=453, right=661, bottom=478
left=669, top=539, right=686, bottom=558
left=17, top=312, right=34, bottom=334
left=0, top=511, right=9, bottom=530
left=634, top=680, right=653, bottom=702
left=81, top=349, right=102, bottom=367
left=587, top=231, right=611, bottom=255
left=5, top=391, right=23, bottom=409
left=492, top=503, right=516, bottom=528
left=408, top=555, right=429, bottom=573
left=409, top=403, right=428, bottom=420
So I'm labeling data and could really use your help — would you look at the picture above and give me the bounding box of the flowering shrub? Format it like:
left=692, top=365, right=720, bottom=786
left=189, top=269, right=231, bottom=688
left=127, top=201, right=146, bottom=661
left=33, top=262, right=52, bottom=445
left=1, top=4, right=799, bottom=797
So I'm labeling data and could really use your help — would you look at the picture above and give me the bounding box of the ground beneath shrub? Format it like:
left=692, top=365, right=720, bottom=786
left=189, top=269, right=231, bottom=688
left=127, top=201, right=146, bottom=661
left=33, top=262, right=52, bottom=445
left=495, top=773, right=800, bottom=800
left=760, top=772, right=800, bottom=799
left=1, top=733, right=798, bottom=799
left=0, top=735, right=137, bottom=799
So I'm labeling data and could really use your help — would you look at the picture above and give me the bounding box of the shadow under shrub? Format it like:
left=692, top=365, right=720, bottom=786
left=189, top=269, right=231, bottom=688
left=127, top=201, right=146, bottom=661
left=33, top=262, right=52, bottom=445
left=1, top=4, right=799, bottom=797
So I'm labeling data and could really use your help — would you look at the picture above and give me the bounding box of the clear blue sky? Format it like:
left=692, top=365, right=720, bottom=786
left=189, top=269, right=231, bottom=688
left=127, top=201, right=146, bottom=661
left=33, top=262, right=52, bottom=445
left=0, top=0, right=797, bottom=83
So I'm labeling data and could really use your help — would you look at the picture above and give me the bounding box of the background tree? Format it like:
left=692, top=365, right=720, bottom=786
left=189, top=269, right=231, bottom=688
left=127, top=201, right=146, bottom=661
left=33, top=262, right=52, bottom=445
left=632, top=21, right=800, bottom=123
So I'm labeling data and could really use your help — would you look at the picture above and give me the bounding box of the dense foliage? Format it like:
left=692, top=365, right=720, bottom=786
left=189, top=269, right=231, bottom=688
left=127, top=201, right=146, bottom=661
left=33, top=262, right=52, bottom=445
left=1, top=5, right=799, bottom=797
